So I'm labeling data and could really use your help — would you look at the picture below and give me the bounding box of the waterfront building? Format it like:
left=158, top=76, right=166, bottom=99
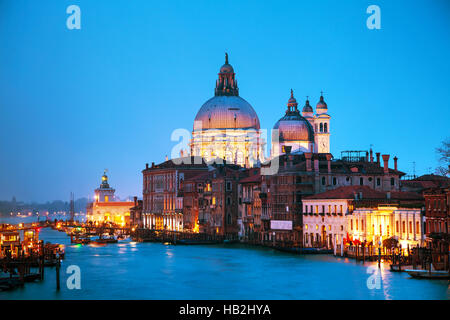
left=182, top=170, right=214, bottom=233
left=302, top=185, right=424, bottom=253
left=423, top=187, right=450, bottom=269
left=86, top=172, right=135, bottom=226
left=141, top=157, right=208, bottom=231
left=238, top=168, right=262, bottom=241
left=424, top=187, right=449, bottom=235
left=129, top=196, right=143, bottom=228
left=190, top=54, right=264, bottom=167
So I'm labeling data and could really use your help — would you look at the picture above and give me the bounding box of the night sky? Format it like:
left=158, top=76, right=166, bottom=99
left=0, top=0, right=449, bottom=202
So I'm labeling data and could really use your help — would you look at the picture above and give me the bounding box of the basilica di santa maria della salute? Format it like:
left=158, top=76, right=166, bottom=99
left=190, top=54, right=331, bottom=166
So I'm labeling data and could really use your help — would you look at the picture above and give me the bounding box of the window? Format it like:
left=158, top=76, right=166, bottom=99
left=340, top=205, right=343, bottom=214
left=356, top=219, right=358, bottom=230
left=227, top=214, right=231, bottom=225
left=360, top=177, right=364, bottom=186
left=396, top=221, right=399, bottom=233
left=320, top=123, right=323, bottom=132
left=402, top=221, right=406, bottom=233
left=361, top=220, right=364, bottom=231
left=351, top=219, right=353, bottom=231
left=409, top=222, right=412, bottom=233
left=377, top=178, right=381, bottom=186
left=226, top=181, right=232, bottom=191
left=391, top=178, right=395, bottom=186
left=416, top=221, right=420, bottom=234
left=324, top=123, right=328, bottom=133
left=333, top=177, right=337, bottom=185
left=226, top=197, right=231, bottom=205
left=380, top=224, right=382, bottom=235
left=340, top=225, right=344, bottom=231
left=322, top=177, right=326, bottom=185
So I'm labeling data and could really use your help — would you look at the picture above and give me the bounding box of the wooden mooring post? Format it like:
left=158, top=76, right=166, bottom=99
left=56, top=256, right=61, bottom=291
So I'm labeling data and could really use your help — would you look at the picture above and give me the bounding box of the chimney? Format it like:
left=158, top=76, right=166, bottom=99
left=365, top=151, right=369, bottom=162
left=326, top=154, right=332, bottom=173
left=370, top=149, right=374, bottom=163
left=394, top=156, right=398, bottom=171
left=145, top=163, right=149, bottom=170
left=134, top=196, right=137, bottom=206
left=382, top=154, right=390, bottom=174
left=151, top=162, right=155, bottom=168
left=305, top=153, right=312, bottom=172
left=376, top=152, right=381, bottom=165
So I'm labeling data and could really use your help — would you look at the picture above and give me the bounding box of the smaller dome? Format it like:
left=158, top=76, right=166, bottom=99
left=302, top=98, right=313, bottom=113
left=316, top=94, right=327, bottom=110
left=273, top=90, right=315, bottom=143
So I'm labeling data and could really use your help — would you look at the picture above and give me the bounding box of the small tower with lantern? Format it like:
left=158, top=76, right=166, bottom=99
left=94, top=170, right=115, bottom=202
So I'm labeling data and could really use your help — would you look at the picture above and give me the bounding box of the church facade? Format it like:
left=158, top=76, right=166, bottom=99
left=190, top=54, right=264, bottom=167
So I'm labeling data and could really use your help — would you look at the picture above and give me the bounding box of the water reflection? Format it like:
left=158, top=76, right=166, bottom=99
left=0, top=224, right=448, bottom=300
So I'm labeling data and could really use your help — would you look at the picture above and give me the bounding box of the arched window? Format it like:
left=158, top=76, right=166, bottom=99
left=322, top=177, right=326, bottom=185
left=360, top=177, right=364, bottom=185
left=320, top=123, right=323, bottom=132
left=324, top=123, right=328, bottom=133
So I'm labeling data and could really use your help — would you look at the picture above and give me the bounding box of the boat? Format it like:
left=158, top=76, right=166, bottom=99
left=275, top=247, right=333, bottom=255
left=72, top=237, right=91, bottom=244
left=405, top=269, right=450, bottom=279
left=223, top=239, right=239, bottom=244
left=175, top=239, right=221, bottom=245
left=390, top=264, right=413, bottom=272
left=91, top=237, right=118, bottom=245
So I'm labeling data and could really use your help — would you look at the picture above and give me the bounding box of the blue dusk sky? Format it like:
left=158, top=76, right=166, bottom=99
left=0, top=0, right=449, bottom=202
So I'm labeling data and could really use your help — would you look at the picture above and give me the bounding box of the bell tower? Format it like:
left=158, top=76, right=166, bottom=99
left=314, top=92, right=331, bottom=153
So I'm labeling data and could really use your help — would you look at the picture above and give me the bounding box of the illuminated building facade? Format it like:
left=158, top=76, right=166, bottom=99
left=86, top=172, right=134, bottom=226
left=238, top=169, right=262, bottom=241
left=191, top=54, right=264, bottom=167
left=260, top=151, right=405, bottom=245
left=303, top=186, right=425, bottom=252
left=141, top=157, right=208, bottom=231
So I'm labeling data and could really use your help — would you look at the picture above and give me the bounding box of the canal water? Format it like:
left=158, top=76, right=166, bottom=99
left=1, top=217, right=449, bottom=300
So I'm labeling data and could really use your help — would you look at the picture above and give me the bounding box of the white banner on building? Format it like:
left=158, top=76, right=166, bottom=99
left=270, top=220, right=293, bottom=230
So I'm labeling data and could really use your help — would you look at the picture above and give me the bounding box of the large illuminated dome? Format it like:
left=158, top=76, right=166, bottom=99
left=191, top=54, right=264, bottom=167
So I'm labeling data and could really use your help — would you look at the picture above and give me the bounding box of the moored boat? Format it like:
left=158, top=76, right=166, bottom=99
left=405, top=269, right=450, bottom=279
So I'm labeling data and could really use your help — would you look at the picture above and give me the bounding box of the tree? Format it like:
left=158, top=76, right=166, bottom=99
left=435, top=138, right=450, bottom=177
